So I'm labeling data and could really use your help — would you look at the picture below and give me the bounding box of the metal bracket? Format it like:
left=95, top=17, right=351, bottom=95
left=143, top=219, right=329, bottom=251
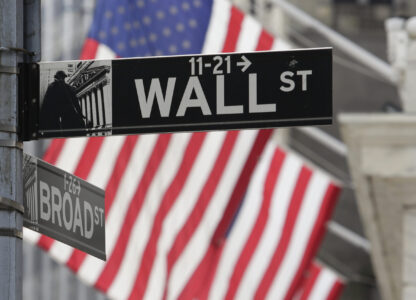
left=0, top=228, right=23, bottom=239
left=0, top=46, right=35, bottom=57
left=0, top=66, right=19, bottom=74
left=0, top=124, right=17, bottom=133
left=0, top=196, right=24, bottom=214
left=19, top=63, right=39, bottom=141
left=0, top=140, right=23, bottom=149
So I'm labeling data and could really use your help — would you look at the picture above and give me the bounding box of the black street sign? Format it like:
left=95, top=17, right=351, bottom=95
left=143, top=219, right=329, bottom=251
left=22, top=48, right=332, bottom=140
left=23, top=153, right=106, bottom=260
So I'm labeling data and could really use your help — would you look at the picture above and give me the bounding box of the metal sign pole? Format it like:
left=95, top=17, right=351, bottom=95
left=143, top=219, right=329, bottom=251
left=0, top=0, right=24, bottom=299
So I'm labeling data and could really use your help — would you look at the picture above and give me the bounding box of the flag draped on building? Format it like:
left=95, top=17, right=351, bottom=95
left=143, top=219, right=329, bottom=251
left=24, top=0, right=344, bottom=299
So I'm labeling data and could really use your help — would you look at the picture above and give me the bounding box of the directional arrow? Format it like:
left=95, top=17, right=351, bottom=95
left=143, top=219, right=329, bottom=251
left=236, top=55, right=251, bottom=72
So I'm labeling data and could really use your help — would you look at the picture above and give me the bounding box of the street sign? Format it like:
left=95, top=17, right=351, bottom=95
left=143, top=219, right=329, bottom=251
left=22, top=48, right=332, bottom=140
left=23, top=153, right=106, bottom=260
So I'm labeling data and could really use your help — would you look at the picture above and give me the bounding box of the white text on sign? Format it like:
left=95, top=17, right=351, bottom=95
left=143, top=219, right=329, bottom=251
left=39, top=179, right=104, bottom=239
left=134, top=65, right=313, bottom=118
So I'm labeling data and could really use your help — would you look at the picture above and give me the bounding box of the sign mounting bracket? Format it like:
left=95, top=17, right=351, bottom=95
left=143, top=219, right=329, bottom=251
left=19, top=62, right=40, bottom=141
left=0, top=196, right=25, bottom=214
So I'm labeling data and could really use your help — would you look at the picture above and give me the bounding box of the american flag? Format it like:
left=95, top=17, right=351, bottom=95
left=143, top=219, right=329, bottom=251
left=24, top=0, right=344, bottom=299
left=297, top=262, right=344, bottom=300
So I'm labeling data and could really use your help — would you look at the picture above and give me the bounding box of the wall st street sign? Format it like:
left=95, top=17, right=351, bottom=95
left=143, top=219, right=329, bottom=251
left=23, top=154, right=106, bottom=260
left=21, top=48, right=332, bottom=140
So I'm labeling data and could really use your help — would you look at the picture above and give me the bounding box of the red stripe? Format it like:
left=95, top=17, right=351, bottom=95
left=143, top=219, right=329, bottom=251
left=37, top=235, right=55, bottom=251
left=43, top=139, right=67, bottom=164
left=255, top=30, right=274, bottom=51
left=80, top=38, right=99, bottom=60
left=177, top=245, right=225, bottom=300
left=73, top=137, right=104, bottom=180
left=222, top=6, right=244, bottom=52
left=127, top=133, right=207, bottom=300
left=162, top=131, right=239, bottom=300
left=299, top=263, right=321, bottom=300
left=212, top=129, right=272, bottom=246
left=224, top=147, right=286, bottom=299
left=254, top=166, right=313, bottom=299
left=95, top=134, right=171, bottom=292
left=326, top=280, right=344, bottom=300
left=175, top=130, right=272, bottom=299
left=104, top=136, right=140, bottom=215
left=284, top=184, right=341, bottom=300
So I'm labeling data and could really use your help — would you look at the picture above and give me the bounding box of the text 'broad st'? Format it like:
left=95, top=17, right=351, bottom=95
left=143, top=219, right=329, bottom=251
left=23, top=154, right=106, bottom=260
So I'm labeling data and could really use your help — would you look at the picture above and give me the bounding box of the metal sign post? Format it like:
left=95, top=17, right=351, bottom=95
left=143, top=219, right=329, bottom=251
left=21, top=48, right=332, bottom=140
left=0, top=1, right=41, bottom=299
left=0, top=1, right=24, bottom=299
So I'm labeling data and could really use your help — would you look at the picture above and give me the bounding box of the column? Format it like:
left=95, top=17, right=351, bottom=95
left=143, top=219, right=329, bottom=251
left=340, top=114, right=416, bottom=300
left=88, top=91, right=94, bottom=127
left=80, top=96, right=86, bottom=121
left=94, top=87, right=100, bottom=126
left=99, top=84, right=106, bottom=126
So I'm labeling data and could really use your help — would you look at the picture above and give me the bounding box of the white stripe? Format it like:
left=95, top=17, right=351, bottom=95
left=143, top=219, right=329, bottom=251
left=47, top=238, right=73, bottom=264
left=86, top=136, right=125, bottom=190
left=308, top=268, right=338, bottom=300
left=271, top=39, right=292, bottom=51
left=145, top=132, right=226, bottom=300
left=202, top=0, right=231, bottom=54
left=107, top=133, right=191, bottom=299
left=95, top=43, right=117, bottom=59
left=169, top=130, right=258, bottom=300
left=266, top=172, right=330, bottom=300
left=236, top=15, right=263, bottom=52
left=47, top=138, right=89, bottom=264
left=77, top=134, right=158, bottom=285
left=23, top=228, right=41, bottom=244
left=234, top=151, right=303, bottom=300
left=54, top=138, right=88, bottom=172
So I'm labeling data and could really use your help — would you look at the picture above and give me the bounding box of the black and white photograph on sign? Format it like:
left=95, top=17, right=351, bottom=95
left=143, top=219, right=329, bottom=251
left=39, top=60, right=112, bottom=136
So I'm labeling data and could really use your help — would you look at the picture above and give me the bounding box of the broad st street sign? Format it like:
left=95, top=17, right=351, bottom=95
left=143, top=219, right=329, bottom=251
left=23, top=153, right=106, bottom=260
left=21, top=48, right=332, bottom=140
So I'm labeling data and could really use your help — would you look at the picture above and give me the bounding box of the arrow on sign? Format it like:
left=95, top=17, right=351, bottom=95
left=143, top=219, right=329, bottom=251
left=236, top=55, right=251, bottom=72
